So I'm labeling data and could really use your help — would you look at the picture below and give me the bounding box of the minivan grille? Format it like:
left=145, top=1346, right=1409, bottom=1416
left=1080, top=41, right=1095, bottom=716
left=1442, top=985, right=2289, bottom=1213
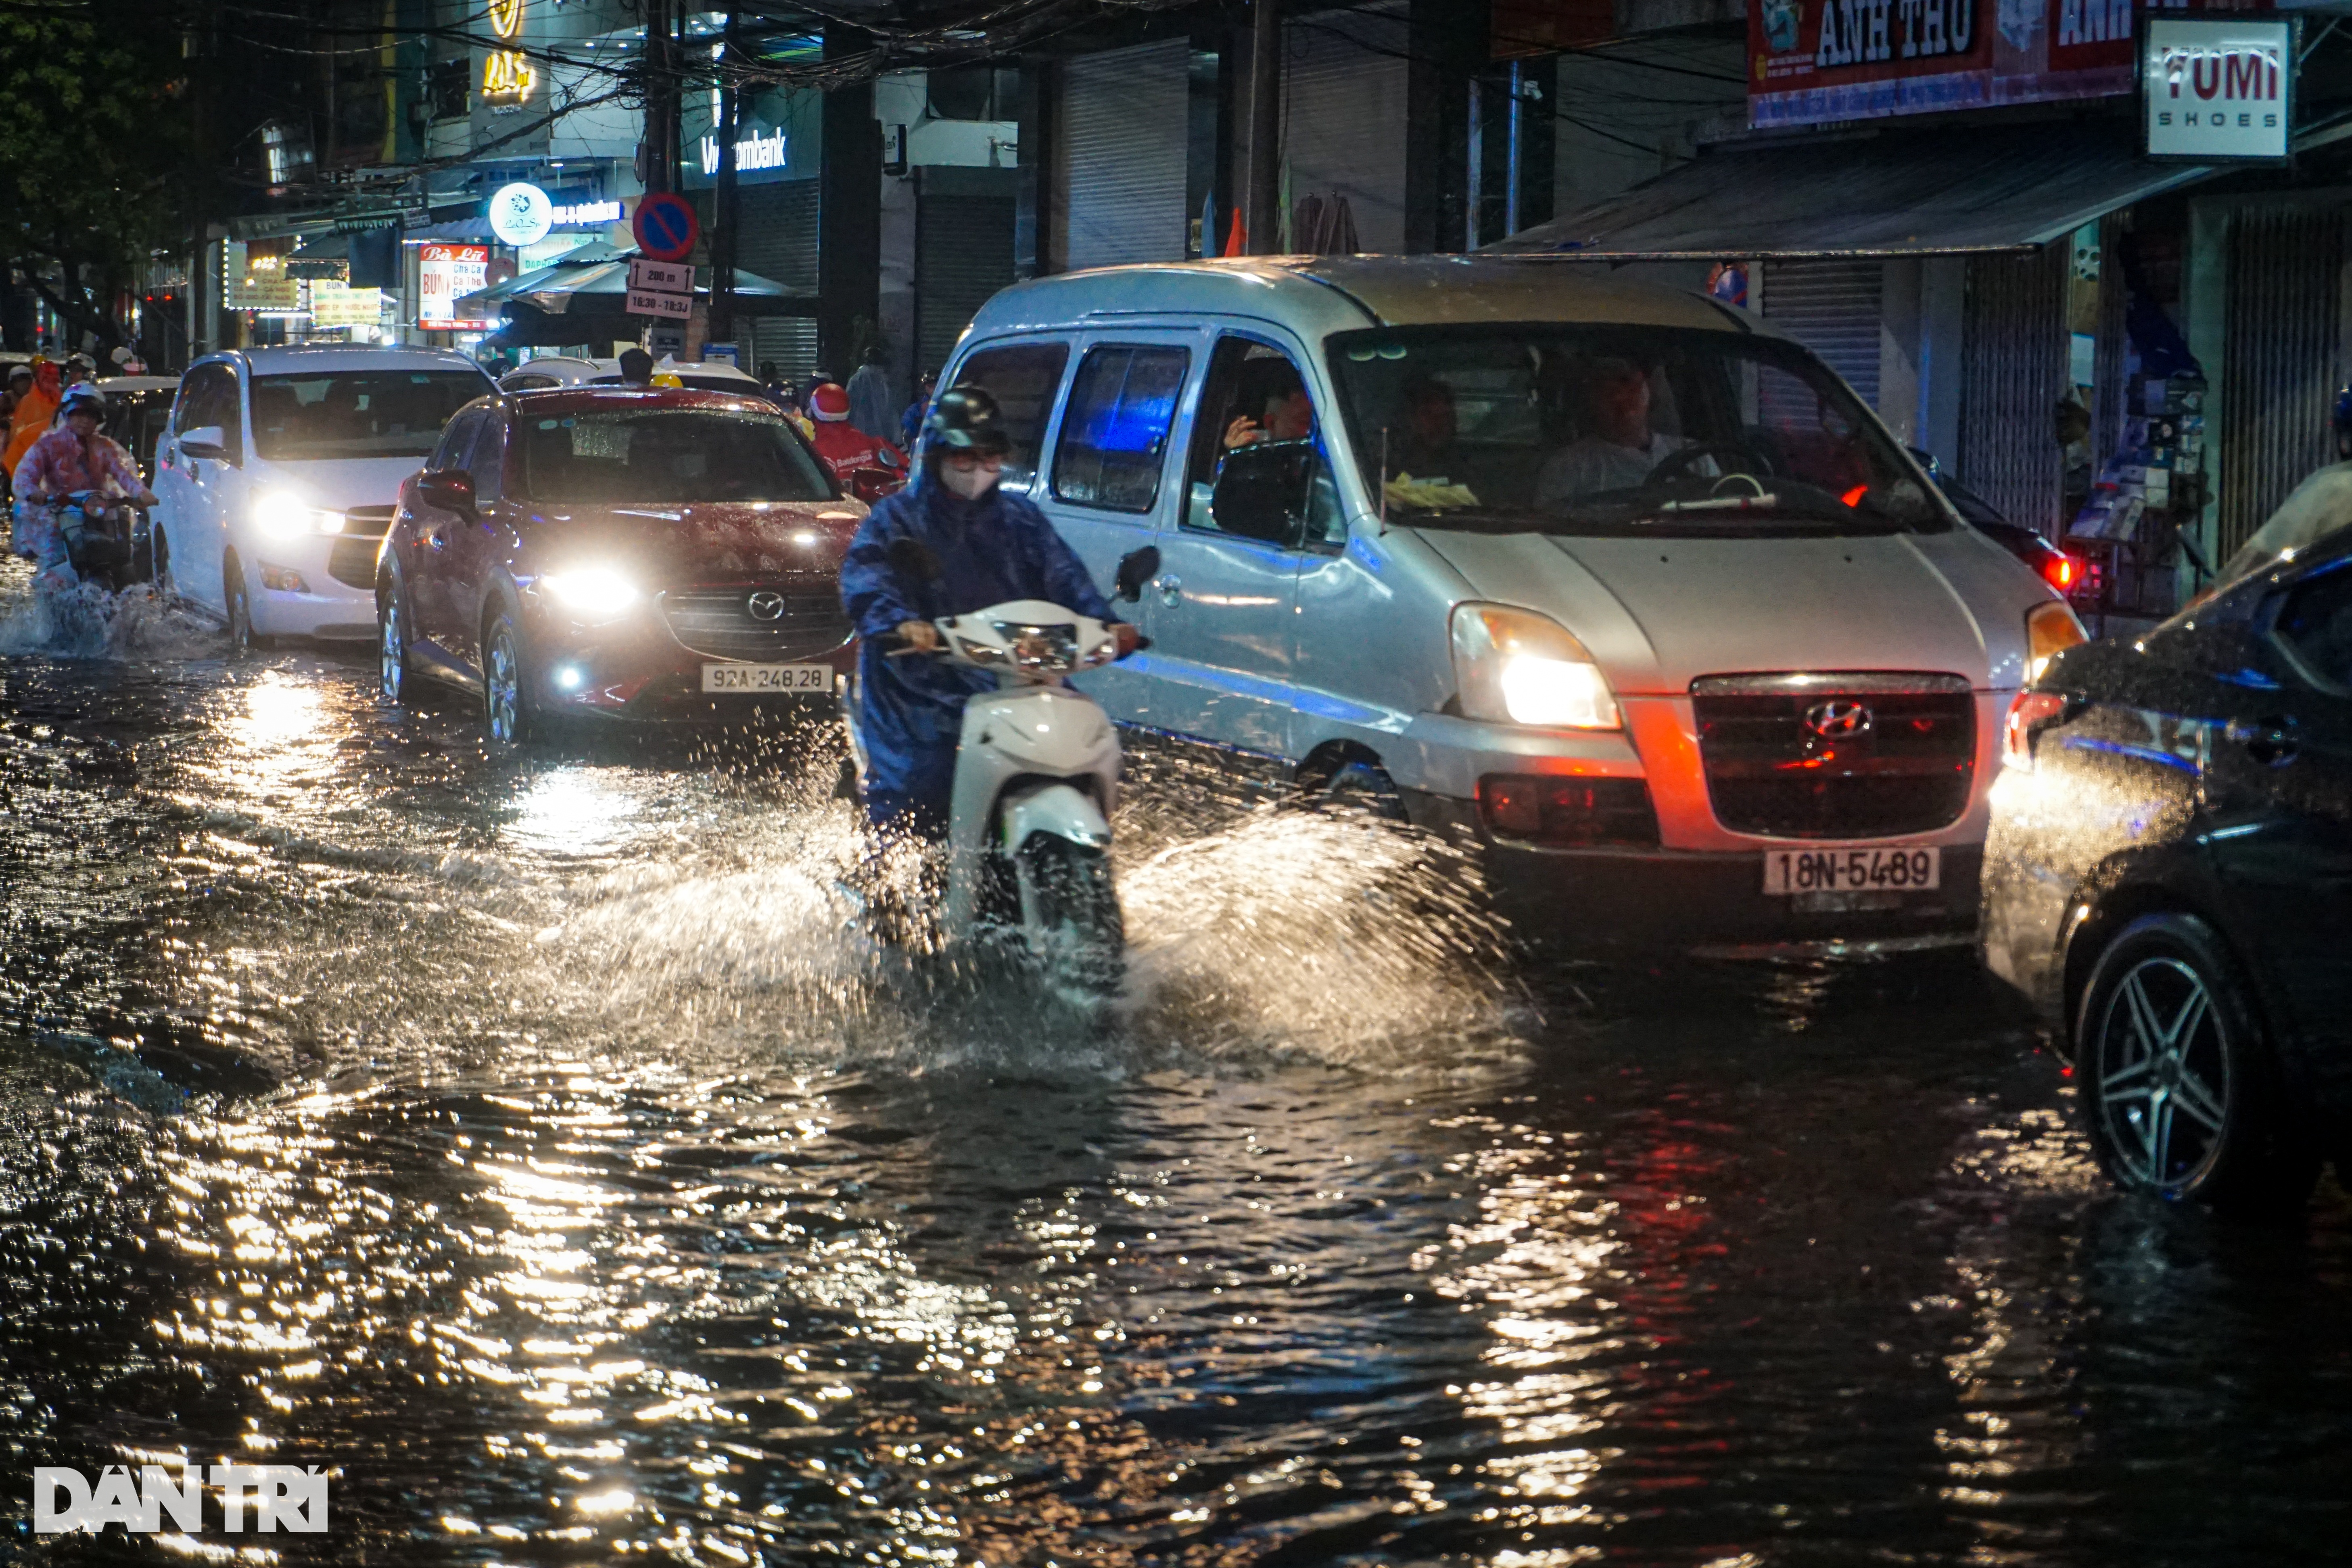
left=326, top=535, right=382, bottom=590
left=1690, top=673, right=1976, bottom=839
left=658, top=582, right=852, bottom=662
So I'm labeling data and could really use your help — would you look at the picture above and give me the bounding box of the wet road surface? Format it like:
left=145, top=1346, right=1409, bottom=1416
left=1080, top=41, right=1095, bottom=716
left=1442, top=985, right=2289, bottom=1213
left=2, top=563, right=2350, bottom=1566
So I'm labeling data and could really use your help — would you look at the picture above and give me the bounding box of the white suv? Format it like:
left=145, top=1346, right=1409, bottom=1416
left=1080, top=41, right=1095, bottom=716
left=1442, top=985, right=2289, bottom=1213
left=155, top=345, right=493, bottom=648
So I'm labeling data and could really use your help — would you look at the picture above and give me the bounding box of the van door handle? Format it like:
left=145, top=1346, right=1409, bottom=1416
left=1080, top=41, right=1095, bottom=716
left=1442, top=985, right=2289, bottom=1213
left=1154, top=573, right=1181, bottom=608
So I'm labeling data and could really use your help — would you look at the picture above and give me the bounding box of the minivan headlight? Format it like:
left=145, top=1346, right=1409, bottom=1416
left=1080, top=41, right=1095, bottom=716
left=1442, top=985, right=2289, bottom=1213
left=1450, top=603, right=1621, bottom=730
left=2025, top=600, right=2087, bottom=684
left=251, top=491, right=345, bottom=540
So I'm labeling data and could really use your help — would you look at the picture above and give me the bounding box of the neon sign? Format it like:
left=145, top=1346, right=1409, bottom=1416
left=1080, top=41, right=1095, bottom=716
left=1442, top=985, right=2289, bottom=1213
left=483, top=50, right=535, bottom=103
left=488, top=0, right=523, bottom=40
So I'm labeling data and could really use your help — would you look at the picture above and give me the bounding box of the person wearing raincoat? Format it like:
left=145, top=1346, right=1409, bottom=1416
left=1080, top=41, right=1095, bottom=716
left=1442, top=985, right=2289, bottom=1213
left=3, top=358, right=60, bottom=479
left=838, top=386, right=1138, bottom=839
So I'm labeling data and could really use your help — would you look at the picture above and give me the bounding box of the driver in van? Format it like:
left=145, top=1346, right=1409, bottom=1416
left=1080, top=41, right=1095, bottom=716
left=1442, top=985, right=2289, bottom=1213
left=1388, top=374, right=1462, bottom=478
left=1535, top=357, right=1683, bottom=505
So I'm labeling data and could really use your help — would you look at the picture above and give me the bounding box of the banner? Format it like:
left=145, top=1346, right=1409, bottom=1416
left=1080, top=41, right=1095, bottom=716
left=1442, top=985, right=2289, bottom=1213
left=418, top=244, right=491, bottom=331
left=1750, top=0, right=2229, bottom=129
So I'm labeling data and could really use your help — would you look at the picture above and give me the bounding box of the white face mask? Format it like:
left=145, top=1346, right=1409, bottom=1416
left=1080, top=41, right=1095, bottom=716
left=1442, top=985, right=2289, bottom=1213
left=938, top=459, right=1001, bottom=501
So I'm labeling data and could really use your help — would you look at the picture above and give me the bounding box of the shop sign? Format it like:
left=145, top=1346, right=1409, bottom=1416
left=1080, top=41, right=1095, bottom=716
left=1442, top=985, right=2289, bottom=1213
left=483, top=50, right=535, bottom=104
left=225, top=244, right=299, bottom=312
left=488, top=182, right=554, bottom=246
left=698, top=125, right=788, bottom=178
left=2143, top=16, right=2293, bottom=160
left=550, top=198, right=621, bottom=227
left=307, top=281, right=388, bottom=328
left=418, top=244, right=492, bottom=330
left=1749, top=0, right=2231, bottom=129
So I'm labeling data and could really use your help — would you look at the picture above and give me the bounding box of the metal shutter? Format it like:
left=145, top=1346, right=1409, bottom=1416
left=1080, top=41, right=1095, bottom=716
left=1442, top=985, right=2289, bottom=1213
left=1763, top=259, right=1883, bottom=408
left=1959, top=246, right=2067, bottom=532
left=731, top=182, right=821, bottom=382
left=1281, top=5, right=1408, bottom=254
left=916, top=190, right=1019, bottom=376
left=1059, top=40, right=1188, bottom=268
left=2220, top=208, right=2344, bottom=560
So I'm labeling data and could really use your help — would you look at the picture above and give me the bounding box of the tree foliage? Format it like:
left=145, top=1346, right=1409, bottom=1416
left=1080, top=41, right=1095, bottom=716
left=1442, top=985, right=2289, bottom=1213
left=0, top=4, right=189, bottom=350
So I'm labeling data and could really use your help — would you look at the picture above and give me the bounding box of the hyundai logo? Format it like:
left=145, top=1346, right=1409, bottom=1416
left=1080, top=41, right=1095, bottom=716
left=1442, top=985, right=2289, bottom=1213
left=746, top=591, right=787, bottom=622
left=1803, top=699, right=1874, bottom=739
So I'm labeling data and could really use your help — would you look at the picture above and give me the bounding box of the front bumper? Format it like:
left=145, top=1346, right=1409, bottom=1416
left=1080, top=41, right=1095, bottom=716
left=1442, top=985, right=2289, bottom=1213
left=520, top=595, right=855, bottom=724
left=251, top=531, right=382, bottom=640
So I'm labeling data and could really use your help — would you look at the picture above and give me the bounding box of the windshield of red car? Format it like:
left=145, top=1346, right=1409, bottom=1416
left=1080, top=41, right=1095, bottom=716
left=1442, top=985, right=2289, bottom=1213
left=515, top=408, right=833, bottom=504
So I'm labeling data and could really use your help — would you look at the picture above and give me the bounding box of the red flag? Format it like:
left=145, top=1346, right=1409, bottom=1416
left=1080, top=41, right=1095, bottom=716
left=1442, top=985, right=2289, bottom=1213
left=1222, top=207, right=1247, bottom=259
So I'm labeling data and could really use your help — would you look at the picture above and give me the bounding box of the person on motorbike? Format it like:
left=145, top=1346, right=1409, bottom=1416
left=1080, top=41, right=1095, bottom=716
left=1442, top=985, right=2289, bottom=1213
left=839, top=386, right=1141, bottom=839
left=11, top=386, right=155, bottom=595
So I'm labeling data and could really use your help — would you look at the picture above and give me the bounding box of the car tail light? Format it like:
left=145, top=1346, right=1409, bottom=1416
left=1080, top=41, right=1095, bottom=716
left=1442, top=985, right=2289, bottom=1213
left=2025, top=600, right=2087, bottom=683
left=2040, top=551, right=2087, bottom=594
left=2002, top=690, right=2071, bottom=770
left=1477, top=774, right=1659, bottom=846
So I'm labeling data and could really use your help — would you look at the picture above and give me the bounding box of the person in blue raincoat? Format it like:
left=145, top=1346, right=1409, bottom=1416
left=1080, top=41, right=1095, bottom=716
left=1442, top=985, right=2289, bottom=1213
left=839, top=386, right=1140, bottom=838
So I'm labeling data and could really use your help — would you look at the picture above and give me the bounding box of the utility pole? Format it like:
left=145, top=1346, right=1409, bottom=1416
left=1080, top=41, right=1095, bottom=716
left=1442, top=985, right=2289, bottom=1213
left=710, top=9, right=739, bottom=349
left=642, top=0, right=679, bottom=196
left=1246, top=0, right=1281, bottom=255
left=184, top=4, right=217, bottom=361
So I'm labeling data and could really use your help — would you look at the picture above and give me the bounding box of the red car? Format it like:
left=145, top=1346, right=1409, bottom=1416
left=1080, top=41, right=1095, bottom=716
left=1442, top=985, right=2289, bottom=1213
left=375, top=386, right=867, bottom=743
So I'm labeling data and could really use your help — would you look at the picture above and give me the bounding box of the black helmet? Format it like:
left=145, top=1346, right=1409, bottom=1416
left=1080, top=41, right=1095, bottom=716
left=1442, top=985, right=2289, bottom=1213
left=923, top=386, right=1013, bottom=457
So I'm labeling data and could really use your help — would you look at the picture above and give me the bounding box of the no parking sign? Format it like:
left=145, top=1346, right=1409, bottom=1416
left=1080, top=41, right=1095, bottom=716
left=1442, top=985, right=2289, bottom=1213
left=633, top=193, right=700, bottom=262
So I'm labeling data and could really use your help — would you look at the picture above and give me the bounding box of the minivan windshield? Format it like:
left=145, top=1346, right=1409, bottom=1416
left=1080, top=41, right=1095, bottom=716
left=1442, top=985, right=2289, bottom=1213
left=516, top=408, right=834, bottom=504
left=1328, top=326, right=1946, bottom=537
left=251, top=371, right=491, bottom=461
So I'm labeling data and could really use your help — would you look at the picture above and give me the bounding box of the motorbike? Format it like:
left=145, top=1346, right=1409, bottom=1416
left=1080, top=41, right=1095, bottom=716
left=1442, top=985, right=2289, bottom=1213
left=51, top=489, right=158, bottom=593
left=843, top=539, right=1153, bottom=996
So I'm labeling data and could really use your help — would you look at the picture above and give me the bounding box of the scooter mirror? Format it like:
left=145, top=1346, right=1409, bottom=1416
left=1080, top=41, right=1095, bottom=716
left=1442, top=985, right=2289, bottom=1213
left=1113, top=545, right=1160, bottom=603
left=887, top=537, right=944, bottom=583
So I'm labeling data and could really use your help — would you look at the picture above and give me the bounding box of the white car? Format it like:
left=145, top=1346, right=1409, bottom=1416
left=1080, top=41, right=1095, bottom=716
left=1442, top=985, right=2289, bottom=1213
left=496, top=355, right=763, bottom=395
left=944, top=257, right=2088, bottom=950
left=154, top=346, right=493, bottom=648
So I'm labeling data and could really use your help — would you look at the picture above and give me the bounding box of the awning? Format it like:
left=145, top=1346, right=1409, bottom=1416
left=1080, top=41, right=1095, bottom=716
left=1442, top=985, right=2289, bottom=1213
left=1484, top=123, right=2215, bottom=261
left=455, top=249, right=815, bottom=317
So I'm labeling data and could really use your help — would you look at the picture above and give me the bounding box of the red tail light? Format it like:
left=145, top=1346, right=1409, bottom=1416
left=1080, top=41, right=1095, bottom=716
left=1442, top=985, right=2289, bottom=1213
left=2002, top=690, right=2070, bottom=770
left=2041, top=552, right=2085, bottom=593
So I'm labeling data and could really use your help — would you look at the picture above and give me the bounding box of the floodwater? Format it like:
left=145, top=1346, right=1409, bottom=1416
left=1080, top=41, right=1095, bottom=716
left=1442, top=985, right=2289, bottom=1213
left=2, top=559, right=2349, bottom=1566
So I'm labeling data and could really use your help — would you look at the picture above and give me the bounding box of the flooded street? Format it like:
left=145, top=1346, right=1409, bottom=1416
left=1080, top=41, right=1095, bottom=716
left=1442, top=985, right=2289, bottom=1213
left=3, top=564, right=2349, bottom=1566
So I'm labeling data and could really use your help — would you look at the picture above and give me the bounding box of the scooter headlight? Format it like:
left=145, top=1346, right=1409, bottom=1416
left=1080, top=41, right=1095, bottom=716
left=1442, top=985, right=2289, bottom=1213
left=1449, top=603, right=1621, bottom=731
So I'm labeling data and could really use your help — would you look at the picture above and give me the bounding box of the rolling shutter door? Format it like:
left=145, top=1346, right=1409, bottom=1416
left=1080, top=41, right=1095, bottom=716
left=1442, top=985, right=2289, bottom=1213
left=1059, top=40, right=1188, bottom=268
left=733, top=182, right=820, bottom=382
left=916, top=171, right=1019, bottom=377
left=2220, top=208, right=2344, bottom=560
left=1959, top=246, right=2066, bottom=532
left=1280, top=6, right=1408, bottom=253
left=1762, top=259, right=1883, bottom=408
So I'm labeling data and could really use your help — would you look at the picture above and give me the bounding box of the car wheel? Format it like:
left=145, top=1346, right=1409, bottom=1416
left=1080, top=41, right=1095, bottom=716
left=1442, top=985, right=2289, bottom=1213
left=483, top=610, right=535, bottom=747
left=2075, top=912, right=2319, bottom=1212
left=377, top=577, right=409, bottom=705
left=1321, top=757, right=1408, bottom=822
left=150, top=524, right=174, bottom=600
left=224, top=552, right=263, bottom=656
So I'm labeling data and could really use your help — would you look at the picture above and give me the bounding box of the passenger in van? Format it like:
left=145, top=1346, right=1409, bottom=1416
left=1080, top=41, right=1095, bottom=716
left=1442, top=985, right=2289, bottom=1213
left=1535, top=357, right=1683, bottom=506
left=1222, top=360, right=1315, bottom=449
left=1387, top=374, right=1462, bottom=478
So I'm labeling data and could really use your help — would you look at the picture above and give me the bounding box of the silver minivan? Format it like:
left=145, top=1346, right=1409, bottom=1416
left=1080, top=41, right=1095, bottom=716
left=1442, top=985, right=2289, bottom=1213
left=939, top=257, right=2083, bottom=947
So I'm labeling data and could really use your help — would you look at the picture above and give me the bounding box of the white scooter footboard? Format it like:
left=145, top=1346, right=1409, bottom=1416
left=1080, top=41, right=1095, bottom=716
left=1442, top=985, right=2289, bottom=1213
left=1001, top=781, right=1111, bottom=853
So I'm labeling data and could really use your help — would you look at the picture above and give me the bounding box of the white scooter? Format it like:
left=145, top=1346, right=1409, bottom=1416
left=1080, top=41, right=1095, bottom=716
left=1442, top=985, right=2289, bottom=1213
left=844, top=541, right=1155, bottom=995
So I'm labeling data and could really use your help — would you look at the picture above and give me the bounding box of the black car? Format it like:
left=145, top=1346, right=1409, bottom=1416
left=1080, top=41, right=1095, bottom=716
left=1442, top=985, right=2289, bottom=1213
left=1914, top=449, right=2093, bottom=599
left=1981, top=532, right=2352, bottom=1211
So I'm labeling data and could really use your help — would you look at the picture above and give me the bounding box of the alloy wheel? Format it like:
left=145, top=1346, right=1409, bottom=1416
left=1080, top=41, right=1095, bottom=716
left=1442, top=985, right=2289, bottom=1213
left=2092, top=956, right=2231, bottom=1192
left=486, top=627, right=522, bottom=745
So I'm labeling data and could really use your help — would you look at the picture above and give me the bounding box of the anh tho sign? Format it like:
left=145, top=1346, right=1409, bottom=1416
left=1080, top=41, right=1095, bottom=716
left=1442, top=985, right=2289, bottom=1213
left=2145, top=16, right=2294, bottom=160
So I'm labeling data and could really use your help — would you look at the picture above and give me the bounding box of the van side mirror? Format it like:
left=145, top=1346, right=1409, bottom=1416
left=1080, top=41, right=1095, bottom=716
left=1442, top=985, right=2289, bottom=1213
left=418, top=468, right=476, bottom=515
left=1211, top=439, right=1317, bottom=546
left=178, top=425, right=227, bottom=461
left=1113, top=545, right=1160, bottom=602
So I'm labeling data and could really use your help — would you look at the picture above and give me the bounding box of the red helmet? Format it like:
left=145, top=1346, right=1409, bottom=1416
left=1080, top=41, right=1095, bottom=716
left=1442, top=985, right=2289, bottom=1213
left=809, top=382, right=850, bottom=422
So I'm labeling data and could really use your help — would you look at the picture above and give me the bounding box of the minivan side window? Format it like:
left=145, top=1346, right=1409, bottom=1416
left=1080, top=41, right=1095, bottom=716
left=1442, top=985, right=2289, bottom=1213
left=175, top=365, right=243, bottom=463
left=1051, top=345, right=1188, bottom=514
left=1184, top=336, right=1345, bottom=549
left=951, top=340, right=1069, bottom=488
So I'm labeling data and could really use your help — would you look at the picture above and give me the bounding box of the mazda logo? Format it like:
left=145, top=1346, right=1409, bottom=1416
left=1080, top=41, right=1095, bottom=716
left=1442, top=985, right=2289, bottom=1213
left=1804, top=699, right=1874, bottom=739
left=745, top=591, right=787, bottom=622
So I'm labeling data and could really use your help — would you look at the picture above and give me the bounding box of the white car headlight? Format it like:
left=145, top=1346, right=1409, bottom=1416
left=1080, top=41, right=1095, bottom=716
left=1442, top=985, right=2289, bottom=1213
left=538, top=567, right=639, bottom=621
left=1450, top=603, right=1621, bottom=731
left=251, top=492, right=345, bottom=540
